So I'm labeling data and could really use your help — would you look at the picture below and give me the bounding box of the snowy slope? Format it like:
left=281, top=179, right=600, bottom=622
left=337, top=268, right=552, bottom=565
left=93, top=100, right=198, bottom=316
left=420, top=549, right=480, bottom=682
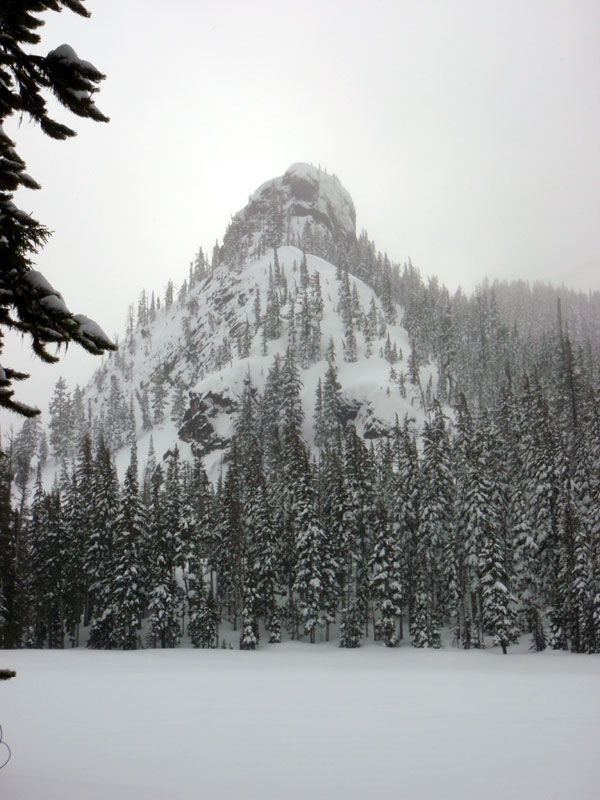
left=80, top=244, right=433, bottom=479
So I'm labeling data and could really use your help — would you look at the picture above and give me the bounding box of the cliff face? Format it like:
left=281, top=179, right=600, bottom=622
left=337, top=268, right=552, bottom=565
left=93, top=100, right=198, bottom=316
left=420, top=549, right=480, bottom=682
left=235, top=163, right=357, bottom=246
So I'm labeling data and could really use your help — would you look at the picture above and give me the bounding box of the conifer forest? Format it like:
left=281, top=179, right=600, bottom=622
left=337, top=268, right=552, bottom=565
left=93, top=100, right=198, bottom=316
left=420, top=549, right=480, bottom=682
left=2, top=220, right=599, bottom=657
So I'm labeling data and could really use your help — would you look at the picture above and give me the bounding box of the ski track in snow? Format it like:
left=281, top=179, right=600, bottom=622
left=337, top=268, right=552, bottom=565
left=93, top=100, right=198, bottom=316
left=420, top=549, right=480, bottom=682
left=1, top=644, right=599, bottom=800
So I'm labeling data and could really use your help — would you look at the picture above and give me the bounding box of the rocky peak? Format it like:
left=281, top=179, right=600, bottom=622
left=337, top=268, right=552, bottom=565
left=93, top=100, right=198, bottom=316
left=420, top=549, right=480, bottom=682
left=237, top=162, right=357, bottom=245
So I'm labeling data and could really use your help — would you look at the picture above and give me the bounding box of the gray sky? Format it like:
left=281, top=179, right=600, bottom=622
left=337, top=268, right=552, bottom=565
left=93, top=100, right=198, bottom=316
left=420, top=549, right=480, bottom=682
left=2, top=0, right=599, bottom=426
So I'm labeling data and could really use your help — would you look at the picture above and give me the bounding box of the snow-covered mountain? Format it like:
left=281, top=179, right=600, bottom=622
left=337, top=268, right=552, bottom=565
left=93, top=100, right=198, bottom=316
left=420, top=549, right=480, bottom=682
left=78, top=163, right=432, bottom=476
left=13, top=163, right=600, bottom=661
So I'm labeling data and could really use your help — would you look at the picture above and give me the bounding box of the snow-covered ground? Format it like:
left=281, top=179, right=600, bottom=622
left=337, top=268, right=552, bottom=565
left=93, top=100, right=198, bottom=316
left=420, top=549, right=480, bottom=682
left=1, top=644, right=598, bottom=799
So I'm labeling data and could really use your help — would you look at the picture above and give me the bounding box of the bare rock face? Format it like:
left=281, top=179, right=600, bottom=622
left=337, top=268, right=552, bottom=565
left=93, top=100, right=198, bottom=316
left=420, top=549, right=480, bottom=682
left=361, top=406, right=393, bottom=440
left=178, top=390, right=238, bottom=459
left=238, top=162, right=357, bottom=244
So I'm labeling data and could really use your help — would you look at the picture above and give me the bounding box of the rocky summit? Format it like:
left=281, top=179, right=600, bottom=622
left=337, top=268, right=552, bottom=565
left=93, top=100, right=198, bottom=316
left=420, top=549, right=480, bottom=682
left=241, top=162, right=357, bottom=244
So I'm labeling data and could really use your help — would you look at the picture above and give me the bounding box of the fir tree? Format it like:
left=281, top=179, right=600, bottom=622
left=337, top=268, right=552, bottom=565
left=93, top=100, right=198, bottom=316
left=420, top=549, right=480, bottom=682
left=151, top=367, right=168, bottom=425
left=299, top=251, right=310, bottom=290
left=87, top=437, right=120, bottom=649
left=110, top=445, right=146, bottom=649
left=512, top=486, right=546, bottom=651
left=38, top=432, right=49, bottom=468
left=171, top=380, right=187, bottom=428
left=412, top=403, right=454, bottom=647
left=265, top=287, right=282, bottom=340
left=71, top=433, right=95, bottom=629
left=60, top=465, right=89, bottom=646
left=479, top=512, right=518, bottom=653
left=369, top=497, right=402, bottom=647
left=280, top=348, right=304, bottom=436
left=309, top=270, right=324, bottom=321
left=12, top=416, right=41, bottom=513
left=321, top=362, right=343, bottom=446
left=339, top=602, right=362, bottom=648
left=0, top=0, right=114, bottom=417
left=313, top=379, right=326, bottom=450
left=136, top=388, right=153, bottom=432
left=34, top=487, right=69, bottom=648
left=48, top=377, right=73, bottom=460
left=261, top=354, right=283, bottom=469
left=364, top=296, right=378, bottom=358
left=213, top=441, right=244, bottom=632
left=147, top=461, right=181, bottom=648
left=293, top=486, right=327, bottom=642
left=188, top=578, right=219, bottom=648
left=105, top=374, right=128, bottom=452
left=85, top=439, right=119, bottom=649
left=0, top=454, right=29, bottom=647
left=342, top=427, right=377, bottom=638
left=253, top=286, right=262, bottom=331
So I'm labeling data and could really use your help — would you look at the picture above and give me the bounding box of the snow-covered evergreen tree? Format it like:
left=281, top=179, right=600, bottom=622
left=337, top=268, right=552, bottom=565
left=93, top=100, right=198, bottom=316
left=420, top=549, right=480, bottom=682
left=48, top=377, right=73, bottom=460
left=110, top=445, right=146, bottom=649
left=412, top=403, right=454, bottom=647
left=369, top=497, right=402, bottom=647
left=151, top=367, right=168, bottom=425
left=147, top=449, right=184, bottom=648
left=87, top=437, right=120, bottom=649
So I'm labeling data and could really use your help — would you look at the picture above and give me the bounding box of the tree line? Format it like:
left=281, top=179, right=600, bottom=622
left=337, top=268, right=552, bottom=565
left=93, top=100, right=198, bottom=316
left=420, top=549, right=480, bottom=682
left=1, top=343, right=598, bottom=653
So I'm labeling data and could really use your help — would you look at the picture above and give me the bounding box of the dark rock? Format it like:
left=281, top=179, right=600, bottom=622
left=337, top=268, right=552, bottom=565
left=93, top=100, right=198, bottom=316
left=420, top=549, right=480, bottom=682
left=361, top=405, right=393, bottom=439
left=363, top=418, right=392, bottom=439
left=233, top=163, right=357, bottom=250
left=283, top=168, right=319, bottom=202
left=338, top=397, right=362, bottom=427
left=178, top=390, right=238, bottom=458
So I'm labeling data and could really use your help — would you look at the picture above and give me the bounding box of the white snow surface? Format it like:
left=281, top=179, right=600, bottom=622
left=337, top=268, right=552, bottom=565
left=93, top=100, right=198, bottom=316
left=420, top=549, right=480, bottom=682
left=47, top=44, right=99, bottom=75
left=1, top=644, right=598, bottom=799
left=72, top=315, right=115, bottom=348
left=39, top=295, right=69, bottom=315
left=23, top=270, right=62, bottom=299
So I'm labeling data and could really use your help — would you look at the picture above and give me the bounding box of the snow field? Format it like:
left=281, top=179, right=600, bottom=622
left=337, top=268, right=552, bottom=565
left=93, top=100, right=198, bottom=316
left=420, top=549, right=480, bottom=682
left=1, top=644, right=599, bottom=800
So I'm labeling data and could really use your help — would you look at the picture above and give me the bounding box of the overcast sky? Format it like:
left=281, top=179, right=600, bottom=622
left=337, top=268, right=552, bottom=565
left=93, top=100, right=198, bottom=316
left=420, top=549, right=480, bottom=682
left=2, top=0, right=599, bottom=428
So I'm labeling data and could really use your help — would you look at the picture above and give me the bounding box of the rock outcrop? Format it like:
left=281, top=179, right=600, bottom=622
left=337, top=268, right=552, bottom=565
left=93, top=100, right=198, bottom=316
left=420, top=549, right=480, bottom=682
left=237, top=162, right=357, bottom=245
